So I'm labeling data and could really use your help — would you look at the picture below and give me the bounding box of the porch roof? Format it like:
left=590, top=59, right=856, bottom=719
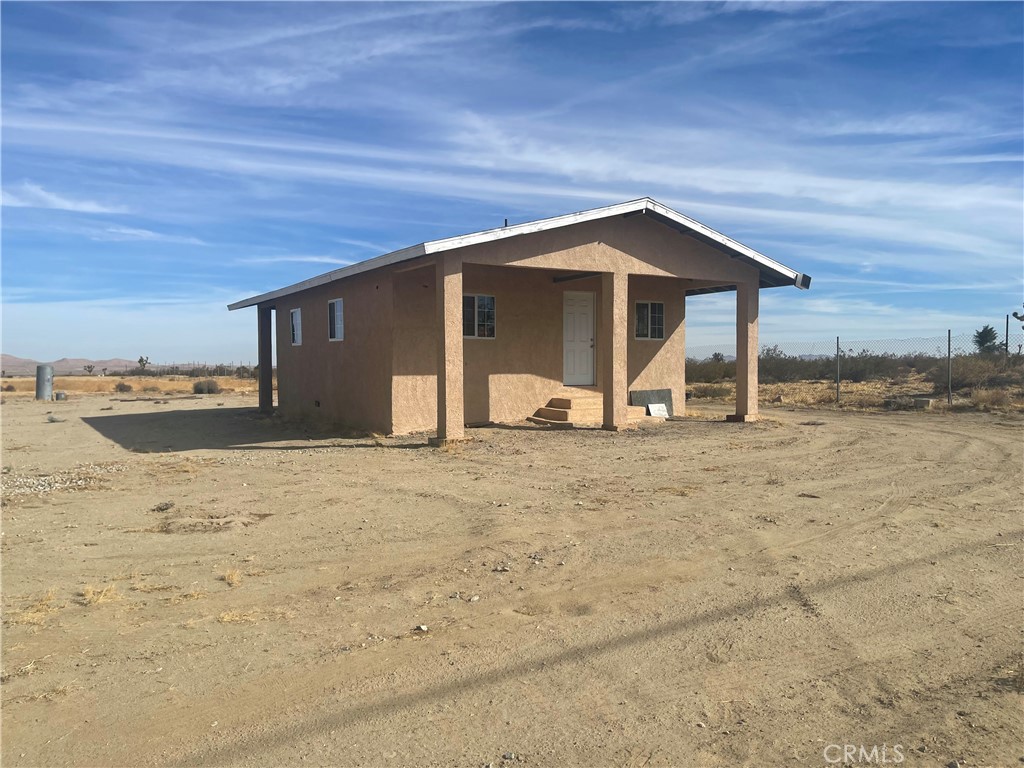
left=228, top=197, right=811, bottom=310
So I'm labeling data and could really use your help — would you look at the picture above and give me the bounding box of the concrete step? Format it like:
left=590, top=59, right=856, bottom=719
left=547, top=396, right=602, bottom=410
left=526, top=416, right=576, bottom=428
left=535, top=406, right=571, bottom=421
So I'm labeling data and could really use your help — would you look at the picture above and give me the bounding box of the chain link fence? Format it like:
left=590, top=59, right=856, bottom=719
left=687, top=331, right=1024, bottom=406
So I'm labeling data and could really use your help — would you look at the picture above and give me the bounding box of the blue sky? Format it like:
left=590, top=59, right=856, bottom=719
left=2, top=1, right=1022, bottom=363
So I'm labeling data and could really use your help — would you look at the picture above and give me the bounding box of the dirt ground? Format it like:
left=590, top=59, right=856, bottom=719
left=1, top=392, right=1021, bottom=767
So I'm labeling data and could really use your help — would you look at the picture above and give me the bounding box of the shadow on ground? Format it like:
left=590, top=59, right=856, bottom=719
left=81, top=407, right=431, bottom=452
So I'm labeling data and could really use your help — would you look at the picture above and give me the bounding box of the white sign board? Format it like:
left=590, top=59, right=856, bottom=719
left=647, top=403, right=669, bottom=418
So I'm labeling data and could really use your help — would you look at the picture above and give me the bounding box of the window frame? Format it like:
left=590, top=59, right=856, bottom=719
left=462, top=294, right=496, bottom=340
left=290, top=308, right=302, bottom=346
left=327, top=298, right=344, bottom=342
left=635, top=300, right=665, bottom=341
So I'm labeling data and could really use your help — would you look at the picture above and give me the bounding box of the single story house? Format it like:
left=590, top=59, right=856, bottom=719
left=228, top=198, right=810, bottom=442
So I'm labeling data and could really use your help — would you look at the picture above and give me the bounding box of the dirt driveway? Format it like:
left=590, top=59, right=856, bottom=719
left=2, top=393, right=1021, bottom=767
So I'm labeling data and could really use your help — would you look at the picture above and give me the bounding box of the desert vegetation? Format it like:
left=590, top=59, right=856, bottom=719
left=686, top=345, right=1024, bottom=410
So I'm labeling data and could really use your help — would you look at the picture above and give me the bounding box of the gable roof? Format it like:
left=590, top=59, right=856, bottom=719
left=228, top=197, right=810, bottom=310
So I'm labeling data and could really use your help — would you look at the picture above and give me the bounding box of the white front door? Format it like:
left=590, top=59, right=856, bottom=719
left=563, top=291, right=595, bottom=386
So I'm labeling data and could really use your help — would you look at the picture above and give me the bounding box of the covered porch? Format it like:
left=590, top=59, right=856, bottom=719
left=427, top=253, right=762, bottom=444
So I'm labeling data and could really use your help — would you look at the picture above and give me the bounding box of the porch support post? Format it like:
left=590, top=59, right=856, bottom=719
left=601, top=271, right=629, bottom=430
left=432, top=253, right=465, bottom=444
left=257, top=304, right=274, bottom=415
left=727, top=281, right=759, bottom=422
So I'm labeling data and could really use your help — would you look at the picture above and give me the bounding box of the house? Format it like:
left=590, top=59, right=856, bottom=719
left=228, top=198, right=810, bottom=442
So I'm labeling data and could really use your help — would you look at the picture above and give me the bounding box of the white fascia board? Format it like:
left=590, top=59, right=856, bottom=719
left=227, top=199, right=651, bottom=310
left=228, top=197, right=806, bottom=311
left=422, top=198, right=650, bottom=253
left=645, top=199, right=799, bottom=281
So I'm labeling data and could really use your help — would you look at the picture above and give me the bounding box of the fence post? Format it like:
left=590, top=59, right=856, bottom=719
left=1006, top=314, right=1010, bottom=356
left=947, top=329, right=952, bottom=406
left=835, top=336, right=840, bottom=404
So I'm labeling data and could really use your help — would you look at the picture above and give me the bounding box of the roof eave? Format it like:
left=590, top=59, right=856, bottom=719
left=227, top=196, right=810, bottom=310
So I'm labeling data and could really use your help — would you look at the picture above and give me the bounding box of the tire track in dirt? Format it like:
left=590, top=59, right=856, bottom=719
left=70, top=533, right=1011, bottom=767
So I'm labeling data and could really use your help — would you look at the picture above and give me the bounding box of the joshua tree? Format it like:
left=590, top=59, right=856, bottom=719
left=973, top=325, right=1000, bottom=354
left=83, top=364, right=95, bottom=375
left=137, top=355, right=150, bottom=370
left=101, top=367, right=108, bottom=376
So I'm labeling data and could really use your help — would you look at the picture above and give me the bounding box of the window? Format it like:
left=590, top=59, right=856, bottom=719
left=328, top=298, right=344, bottom=341
left=290, top=308, right=302, bottom=345
left=463, top=294, right=496, bottom=338
left=635, top=301, right=665, bottom=340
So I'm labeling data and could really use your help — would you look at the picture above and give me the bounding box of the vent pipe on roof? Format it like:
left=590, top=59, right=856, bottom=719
left=504, top=218, right=508, bottom=227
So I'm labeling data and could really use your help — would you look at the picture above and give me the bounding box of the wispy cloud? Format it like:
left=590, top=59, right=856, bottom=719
left=91, top=225, right=206, bottom=245
left=234, top=255, right=354, bottom=266
left=1, top=2, right=1019, bottom=359
left=1, top=182, right=128, bottom=214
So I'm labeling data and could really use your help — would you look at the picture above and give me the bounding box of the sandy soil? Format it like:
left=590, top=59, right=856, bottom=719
left=1, top=392, right=1021, bottom=768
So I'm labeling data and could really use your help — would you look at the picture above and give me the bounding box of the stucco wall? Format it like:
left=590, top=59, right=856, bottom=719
left=271, top=215, right=754, bottom=434
left=275, top=270, right=393, bottom=432
left=388, top=264, right=688, bottom=430
left=454, top=214, right=761, bottom=285
left=391, top=264, right=438, bottom=434
left=462, top=264, right=599, bottom=425
left=627, top=275, right=687, bottom=415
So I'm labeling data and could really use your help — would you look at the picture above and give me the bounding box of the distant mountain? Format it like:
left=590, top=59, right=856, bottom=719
left=1, top=354, right=138, bottom=376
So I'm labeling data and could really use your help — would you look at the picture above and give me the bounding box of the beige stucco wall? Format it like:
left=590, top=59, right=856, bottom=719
left=272, top=215, right=757, bottom=434
left=274, top=270, right=393, bottom=432
left=454, top=215, right=761, bottom=284
left=390, top=264, right=438, bottom=434
left=388, top=264, right=689, bottom=430
left=627, top=275, right=687, bottom=415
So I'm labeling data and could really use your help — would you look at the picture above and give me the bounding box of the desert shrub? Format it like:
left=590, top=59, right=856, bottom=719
left=2, top=384, right=15, bottom=392
left=971, top=388, right=1012, bottom=408
left=193, top=379, right=222, bottom=394
left=686, top=357, right=736, bottom=383
left=143, top=386, right=159, bottom=393
left=925, top=354, right=1024, bottom=391
left=114, top=381, right=132, bottom=393
left=690, top=383, right=732, bottom=398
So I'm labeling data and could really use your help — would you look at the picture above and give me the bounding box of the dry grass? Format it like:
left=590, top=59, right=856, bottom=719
left=0, top=375, right=258, bottom=395
left=170, top=588, right=207, bottom=604
left=79, top=584, right=122, bottom=606
left=130, top=582, right=178, bottom=593
left=8, top=589, right=62, bottom=626
left=439, top=439, right=466, bottom=455
left=218, top=610, right=258, bottom=624
left=972, top=388, right=1013, bottom=408
left=36, top=682, right=80, bottom=701
left=0, top=658, right=43, bottom=683
left=221, top=568, right=242, bottom=588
